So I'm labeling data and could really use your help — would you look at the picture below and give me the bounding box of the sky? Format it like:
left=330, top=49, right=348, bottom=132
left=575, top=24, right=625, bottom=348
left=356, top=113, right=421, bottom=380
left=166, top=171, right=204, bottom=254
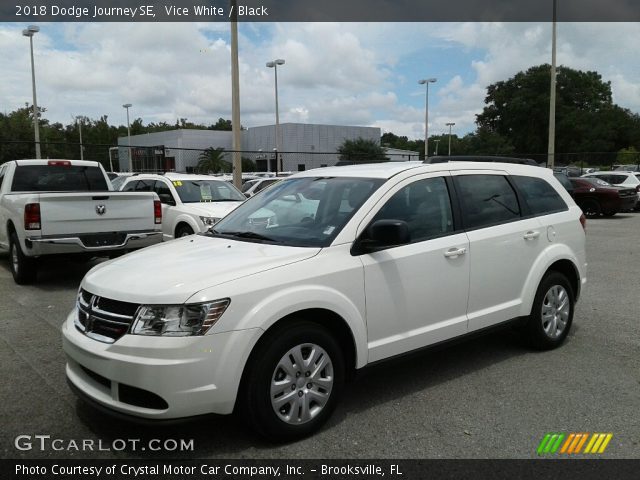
left=2, top=22, right=640, bottom=140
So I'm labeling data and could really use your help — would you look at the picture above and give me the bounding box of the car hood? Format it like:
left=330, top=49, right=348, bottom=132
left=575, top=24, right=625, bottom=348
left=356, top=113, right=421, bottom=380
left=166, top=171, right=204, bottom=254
left=81, top=235, right=320, bottom=304
left=177, top=201, right=244, bottom=219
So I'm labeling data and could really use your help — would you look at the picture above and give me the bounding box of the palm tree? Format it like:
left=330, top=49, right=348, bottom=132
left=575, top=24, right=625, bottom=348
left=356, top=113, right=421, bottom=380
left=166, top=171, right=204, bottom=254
left=196, top=147, right=230, bottom=173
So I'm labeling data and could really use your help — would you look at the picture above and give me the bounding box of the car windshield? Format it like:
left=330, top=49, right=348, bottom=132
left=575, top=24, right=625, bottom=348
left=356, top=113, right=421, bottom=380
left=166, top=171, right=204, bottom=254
left=171, top=179, right=245, bottom=203
left=209, top=176, right=384, bottom=247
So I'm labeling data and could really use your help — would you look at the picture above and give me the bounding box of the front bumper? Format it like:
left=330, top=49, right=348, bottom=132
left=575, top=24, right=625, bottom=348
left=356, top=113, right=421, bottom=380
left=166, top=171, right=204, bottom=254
left=62, top=310, right=262, bottom=419
left=25, top=231, right=162, bottom=256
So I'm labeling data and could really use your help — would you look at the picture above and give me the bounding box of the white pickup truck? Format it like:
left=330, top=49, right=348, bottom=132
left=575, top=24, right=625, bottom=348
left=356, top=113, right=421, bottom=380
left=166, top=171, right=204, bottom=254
left=0, top=159, right=163, bottom=284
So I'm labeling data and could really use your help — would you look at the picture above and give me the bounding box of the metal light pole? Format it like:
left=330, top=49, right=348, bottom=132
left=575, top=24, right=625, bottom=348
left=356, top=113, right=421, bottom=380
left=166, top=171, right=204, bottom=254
left=418, top=78, right=437, bottom=160
left=122, top=104, right=132, bottom=171
left=433, top=139, right=440, bottom=156
left=547, top=0, right=558, bottom=169
left=446, top=122, right=455, bottom=155
left=230, top=0, right=242, bottom=189
left=22, top=25, right=41, bottom=159
left=267, top=59, right=285, bottom=173
left=77, top=117, right=84, bottom=160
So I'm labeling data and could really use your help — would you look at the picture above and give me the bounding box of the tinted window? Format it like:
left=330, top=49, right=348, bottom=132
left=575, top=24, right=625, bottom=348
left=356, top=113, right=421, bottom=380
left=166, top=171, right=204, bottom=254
left=121, top=180, right=137, bottom=192
left=255, top=179, right=279, bottom=193
left=371, top=177, right=453, bottom=243
left=134, top=179, right=155, bottom=192
left=172, top=180, right=245, bottom=202
left=111, top=175, right=128, bottom=190
left=242, top=180, right=258, bottom=193
left=154, top=181, right=174, bottom=203
left=512, top=176, right=567, bottom=216
left=11, top=165, right=109, bottom=192
left=595, top=174, right=627, bottom=184
left=456, top=175, right=520, bottom=229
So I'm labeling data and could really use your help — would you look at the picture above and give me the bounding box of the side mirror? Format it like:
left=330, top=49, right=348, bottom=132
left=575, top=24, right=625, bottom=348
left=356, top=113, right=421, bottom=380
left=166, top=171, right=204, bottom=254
left=158, top=193, right=175, bottom=206
left=244, top=192, right=251, bottom=198
left=353, top=219, right=410, bottom=254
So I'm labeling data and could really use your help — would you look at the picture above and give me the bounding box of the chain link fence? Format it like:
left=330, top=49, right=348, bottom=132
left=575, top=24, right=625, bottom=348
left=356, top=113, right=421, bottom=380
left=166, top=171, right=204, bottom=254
left=2, top=140, right=639, bottom=175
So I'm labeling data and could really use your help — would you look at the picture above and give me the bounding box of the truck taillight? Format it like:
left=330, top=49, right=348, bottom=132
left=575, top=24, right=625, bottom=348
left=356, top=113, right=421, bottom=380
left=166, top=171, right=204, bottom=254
left=24, top=203, right=41, bottom=230
left=48, top=160, right=71, bottom=167
left=154, top=200, right=162, bottom=224
left=579, top=213, right=587, bottom=232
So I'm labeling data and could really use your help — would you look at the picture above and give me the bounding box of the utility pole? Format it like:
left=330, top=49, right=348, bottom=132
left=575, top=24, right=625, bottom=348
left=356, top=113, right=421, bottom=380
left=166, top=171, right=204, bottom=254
left=547, top=0, right=557, bottom=169
left=230, top=0, right=242, bottom=189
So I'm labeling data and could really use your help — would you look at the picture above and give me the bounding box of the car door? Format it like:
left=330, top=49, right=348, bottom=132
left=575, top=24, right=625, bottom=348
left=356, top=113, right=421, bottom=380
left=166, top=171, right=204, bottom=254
left=358, top=173, right=471, bottom=363
left=153, top=180, right=178, bottom=240
left=452, top=170, right=547, bottom=332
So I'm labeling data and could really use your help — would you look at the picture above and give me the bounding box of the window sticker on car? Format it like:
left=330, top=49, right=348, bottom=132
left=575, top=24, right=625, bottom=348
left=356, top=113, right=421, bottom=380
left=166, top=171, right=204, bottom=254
left=200, top=183, right=213, bottom=201
left=172, top=181, right=182, bottom=187
left=323, top=226, right=335, bottom=235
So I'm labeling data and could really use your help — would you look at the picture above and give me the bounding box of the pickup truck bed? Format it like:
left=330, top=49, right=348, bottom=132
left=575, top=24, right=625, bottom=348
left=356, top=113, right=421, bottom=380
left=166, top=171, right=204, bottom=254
left=0, top=159, right=162, bottom=284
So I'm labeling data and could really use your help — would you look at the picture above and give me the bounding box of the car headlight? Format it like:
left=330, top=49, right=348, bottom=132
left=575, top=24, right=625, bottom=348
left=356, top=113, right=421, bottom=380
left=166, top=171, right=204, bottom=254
left=131, top=299, right=230, bottom=336
left=199, top=216, right=220, bottom=226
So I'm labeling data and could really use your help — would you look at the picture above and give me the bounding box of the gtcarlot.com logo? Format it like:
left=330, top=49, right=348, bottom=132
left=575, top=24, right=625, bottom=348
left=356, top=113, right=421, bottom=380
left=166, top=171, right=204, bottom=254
left=537, top=432, right=613, bottom=455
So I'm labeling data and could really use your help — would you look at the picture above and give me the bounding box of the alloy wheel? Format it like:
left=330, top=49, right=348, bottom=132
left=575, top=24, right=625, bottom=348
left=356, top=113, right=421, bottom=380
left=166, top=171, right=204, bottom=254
left=270, top=343, right=334, bottom=425
left=541, top=285, right=570, bottom=339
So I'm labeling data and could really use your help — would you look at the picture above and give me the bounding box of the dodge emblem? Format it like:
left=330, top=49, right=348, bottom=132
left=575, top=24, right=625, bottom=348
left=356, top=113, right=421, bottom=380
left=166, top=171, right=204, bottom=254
left=95, top=204, right=106, bottom=215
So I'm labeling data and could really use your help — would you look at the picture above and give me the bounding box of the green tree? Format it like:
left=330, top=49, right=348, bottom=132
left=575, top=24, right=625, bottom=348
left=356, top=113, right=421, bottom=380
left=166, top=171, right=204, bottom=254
left=241, top=157, right=256, bottom=171
left=476, top=64, right=637, bottom=156
left=196, top=147, right=230, bottom=173
left=617, top=146, right=640, bottom=165
left=338, top=137, right=388, bottom=162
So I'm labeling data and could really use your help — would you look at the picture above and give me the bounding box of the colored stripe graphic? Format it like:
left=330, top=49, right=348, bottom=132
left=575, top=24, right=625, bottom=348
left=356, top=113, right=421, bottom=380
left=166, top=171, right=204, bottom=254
left=539, top=433, right=613, bottom=455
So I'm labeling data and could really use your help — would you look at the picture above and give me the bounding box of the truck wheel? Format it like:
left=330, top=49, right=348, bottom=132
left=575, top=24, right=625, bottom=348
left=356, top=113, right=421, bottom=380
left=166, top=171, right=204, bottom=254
left=9, top=232, right=37, bottom=284
left=523, top=271, right=574, bottom=350
left=175, top=224, right=194, bottom=238
left=239, top=321, right=345, bottom=442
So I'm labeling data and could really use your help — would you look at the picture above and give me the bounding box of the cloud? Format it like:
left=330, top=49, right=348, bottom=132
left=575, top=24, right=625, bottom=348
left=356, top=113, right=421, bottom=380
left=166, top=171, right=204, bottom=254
left=2, top=21, right=640, bottom=144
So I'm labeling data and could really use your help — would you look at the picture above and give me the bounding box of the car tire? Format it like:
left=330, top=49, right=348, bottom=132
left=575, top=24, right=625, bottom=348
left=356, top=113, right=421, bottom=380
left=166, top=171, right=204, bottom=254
left=175, top=224, right=194, bottom=238
left=9, top=231, right=37, bottom=284
left=238, top=321, right=345, bottom=442
left=579, top=199, right=601, bottom=217
left=524, top=271, right=574, bottom=350
left=602, top=210, right=617, bottom=217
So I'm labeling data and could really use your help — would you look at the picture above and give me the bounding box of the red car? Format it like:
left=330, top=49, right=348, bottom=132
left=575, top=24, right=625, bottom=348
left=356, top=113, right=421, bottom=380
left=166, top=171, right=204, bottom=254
left=569, top=177, right=637, bottom=217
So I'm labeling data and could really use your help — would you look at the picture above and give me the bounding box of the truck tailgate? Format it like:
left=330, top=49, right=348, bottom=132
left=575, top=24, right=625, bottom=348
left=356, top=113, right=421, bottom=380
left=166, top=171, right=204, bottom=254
left=38, top=192, right=157, bottom=236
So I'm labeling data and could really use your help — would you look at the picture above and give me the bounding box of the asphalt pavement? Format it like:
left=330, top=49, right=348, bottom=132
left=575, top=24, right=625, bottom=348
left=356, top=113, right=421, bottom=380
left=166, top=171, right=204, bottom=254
left=1, top=213, right=638, bottom=459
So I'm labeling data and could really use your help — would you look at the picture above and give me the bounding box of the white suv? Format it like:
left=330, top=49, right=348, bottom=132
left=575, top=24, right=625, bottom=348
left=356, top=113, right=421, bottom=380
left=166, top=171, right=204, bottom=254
left=120, top=173, right=245, bottom=239
left=63, top=162, right=587, bottom=441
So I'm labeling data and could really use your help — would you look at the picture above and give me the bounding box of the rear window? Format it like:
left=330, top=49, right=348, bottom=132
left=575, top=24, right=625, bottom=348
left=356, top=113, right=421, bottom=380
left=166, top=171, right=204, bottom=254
left=512, top=176, right=567, bottom=216
left=455, top=174, right=520, bottom=229
left=11, top=165, right=109, bottom=192
left=595, top=174, right=628, bottom=184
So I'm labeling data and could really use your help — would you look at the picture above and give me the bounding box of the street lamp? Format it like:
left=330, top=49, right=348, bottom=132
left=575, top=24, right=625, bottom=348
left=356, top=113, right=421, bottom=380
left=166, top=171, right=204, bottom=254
left=22, top=25, right=41, bottom=159
left=266, top=59, right=285, bottom=173
left=418, top=78, right=437, bottom=160
left=122, top=103, right=132, bottom=171
left=446, top=122, right=456, bottom=155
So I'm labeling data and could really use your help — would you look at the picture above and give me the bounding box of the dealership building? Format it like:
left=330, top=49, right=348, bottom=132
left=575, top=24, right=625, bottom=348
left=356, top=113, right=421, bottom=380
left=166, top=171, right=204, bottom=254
left=116, top=123, right=382, bottom=173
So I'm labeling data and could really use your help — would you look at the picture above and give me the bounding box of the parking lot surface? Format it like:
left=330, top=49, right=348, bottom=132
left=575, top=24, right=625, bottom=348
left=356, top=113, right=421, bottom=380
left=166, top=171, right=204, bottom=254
left=1, top=214, right=639, bottom=459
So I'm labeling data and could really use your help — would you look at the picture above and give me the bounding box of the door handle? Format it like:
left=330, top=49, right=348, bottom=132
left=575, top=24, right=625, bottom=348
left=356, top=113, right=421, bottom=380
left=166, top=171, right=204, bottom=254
left=444, top=247, right=467, bottom=258
left=523, top=231, right=541, bottom=240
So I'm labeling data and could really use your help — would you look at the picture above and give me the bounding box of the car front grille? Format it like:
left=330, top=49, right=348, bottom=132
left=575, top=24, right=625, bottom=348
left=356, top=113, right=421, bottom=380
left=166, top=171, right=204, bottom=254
left=75, top=289, right=139, bottom=343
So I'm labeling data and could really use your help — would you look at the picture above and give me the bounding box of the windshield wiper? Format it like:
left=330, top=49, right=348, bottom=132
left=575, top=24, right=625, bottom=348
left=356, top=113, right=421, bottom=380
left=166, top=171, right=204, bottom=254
left=213, top=230, right=279, bottom=242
